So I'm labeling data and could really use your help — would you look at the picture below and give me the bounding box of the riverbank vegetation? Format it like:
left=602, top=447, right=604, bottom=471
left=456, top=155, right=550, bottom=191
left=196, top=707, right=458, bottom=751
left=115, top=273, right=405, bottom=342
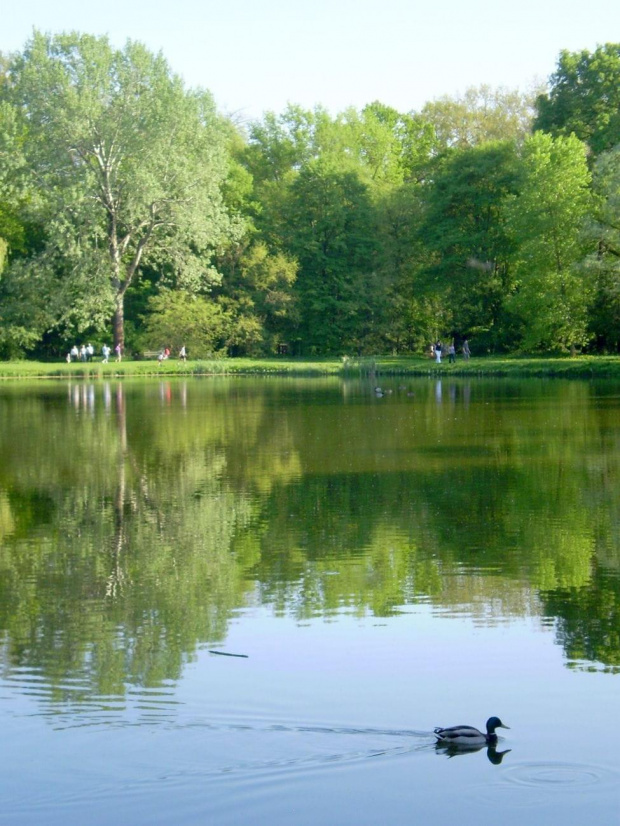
left=3, top=354, right=620, bottom=380
left=1, top=35, right=620, bottom=360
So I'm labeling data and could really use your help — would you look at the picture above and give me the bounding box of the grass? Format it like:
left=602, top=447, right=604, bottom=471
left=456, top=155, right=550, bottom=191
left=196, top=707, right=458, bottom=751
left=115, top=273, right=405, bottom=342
left=0, top=356, right=344, bottom=379
left=2, top=353, right=620, bottom=380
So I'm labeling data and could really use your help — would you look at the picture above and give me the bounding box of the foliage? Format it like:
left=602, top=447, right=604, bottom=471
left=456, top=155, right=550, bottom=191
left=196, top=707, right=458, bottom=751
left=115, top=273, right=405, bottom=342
left=534, top=44, right=620, bottom=157
left=280, top=159, right=380, bottom=353
left=139, top=290, right=232, bottom=358
left=422, top=84, right=539, bottom=149
left=216, top=241, right=298, bottom=355
left=2, top=31, right=239, bottom=350
left=3, top=33, right=620, bottom=357
left=584, top=146, right=620, bottom=350
left=505, top=133, right=593, bottom=351
left=373, top=183, right=441, bottom=351
left=0, top=100, right=28, bottom=266
left=416, top=141, right=519, bottom=345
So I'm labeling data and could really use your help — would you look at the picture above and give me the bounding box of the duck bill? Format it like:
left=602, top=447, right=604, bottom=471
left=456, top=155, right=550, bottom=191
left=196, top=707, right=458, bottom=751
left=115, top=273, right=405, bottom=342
left=499, top=724, right=510, bottom=729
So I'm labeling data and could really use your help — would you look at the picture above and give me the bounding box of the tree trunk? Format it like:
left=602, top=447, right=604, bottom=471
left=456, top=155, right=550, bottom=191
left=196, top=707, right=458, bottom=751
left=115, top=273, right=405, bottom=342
left=113, top=293, right=125, bottom=352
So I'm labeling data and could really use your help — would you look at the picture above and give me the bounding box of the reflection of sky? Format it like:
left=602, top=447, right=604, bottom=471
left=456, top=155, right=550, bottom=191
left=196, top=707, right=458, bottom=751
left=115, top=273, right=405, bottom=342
left=191, top=606, right=564, bottom=730
left=2, top=606, right=619, bottom=826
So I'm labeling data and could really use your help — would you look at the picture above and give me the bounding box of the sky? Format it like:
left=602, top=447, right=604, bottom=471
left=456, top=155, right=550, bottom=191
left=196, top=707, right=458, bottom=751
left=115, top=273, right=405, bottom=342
left=4, top=0, right=620, bottom=122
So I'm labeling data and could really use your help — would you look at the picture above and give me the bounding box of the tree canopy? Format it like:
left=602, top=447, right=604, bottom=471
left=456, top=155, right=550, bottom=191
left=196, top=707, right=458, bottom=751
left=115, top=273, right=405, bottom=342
left=534, top=44, right=620, bottom=158
left=2, top=36, right=620, bottom=357
left=2, top=31, right=239, bottom=350
left=505, top=132, right=592, bottom=351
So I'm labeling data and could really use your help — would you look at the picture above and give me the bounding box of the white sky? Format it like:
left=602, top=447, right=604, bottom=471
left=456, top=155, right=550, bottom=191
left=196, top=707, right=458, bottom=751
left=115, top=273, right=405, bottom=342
left=4, top=0, right=620, bottom=122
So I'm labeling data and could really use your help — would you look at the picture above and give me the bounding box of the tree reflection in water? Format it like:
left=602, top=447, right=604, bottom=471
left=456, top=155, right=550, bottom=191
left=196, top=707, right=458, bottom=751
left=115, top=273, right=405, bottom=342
left=0, top=377, right=619, bottom=703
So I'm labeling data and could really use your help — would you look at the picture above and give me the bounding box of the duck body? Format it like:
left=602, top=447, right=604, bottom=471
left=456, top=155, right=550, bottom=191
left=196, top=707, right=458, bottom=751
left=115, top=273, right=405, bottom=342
left=434, top=716, right=509, bottom=746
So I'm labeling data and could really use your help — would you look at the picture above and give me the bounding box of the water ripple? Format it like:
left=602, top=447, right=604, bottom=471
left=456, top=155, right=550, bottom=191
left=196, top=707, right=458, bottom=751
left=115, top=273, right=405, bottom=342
left=501, top=761, right=618, bottom=790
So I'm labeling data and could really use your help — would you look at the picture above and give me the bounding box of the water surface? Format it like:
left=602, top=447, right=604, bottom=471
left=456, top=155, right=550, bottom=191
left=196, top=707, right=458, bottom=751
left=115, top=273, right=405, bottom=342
left=0, top=377, right=618, bottom=824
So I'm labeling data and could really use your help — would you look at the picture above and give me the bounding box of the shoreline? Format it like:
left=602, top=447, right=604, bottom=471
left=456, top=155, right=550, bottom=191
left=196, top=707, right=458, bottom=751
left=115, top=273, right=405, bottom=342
left=1, top=354, right=620, bottom=380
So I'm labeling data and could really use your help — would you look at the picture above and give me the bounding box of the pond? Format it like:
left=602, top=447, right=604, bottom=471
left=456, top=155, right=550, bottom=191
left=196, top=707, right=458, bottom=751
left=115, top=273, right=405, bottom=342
left=0, top=376, right=618, bottom=825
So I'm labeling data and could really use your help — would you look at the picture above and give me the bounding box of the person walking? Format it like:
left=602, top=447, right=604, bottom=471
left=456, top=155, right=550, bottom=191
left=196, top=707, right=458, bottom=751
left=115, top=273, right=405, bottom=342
left=114, top=343, right=122, bottom=362
left=448, top=342, right=456, bottom=363
left=179, top=345, right=187, bottom=362
left=434, top=341, right=442, bottom=363
left=462, top=339, right=471, bottom=360
left=102, top=344, right=111, bottom=363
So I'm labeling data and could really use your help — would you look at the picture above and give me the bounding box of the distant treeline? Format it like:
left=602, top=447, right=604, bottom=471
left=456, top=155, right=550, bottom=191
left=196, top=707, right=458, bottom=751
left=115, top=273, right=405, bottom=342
left=1, top=34, right=620, bottom=359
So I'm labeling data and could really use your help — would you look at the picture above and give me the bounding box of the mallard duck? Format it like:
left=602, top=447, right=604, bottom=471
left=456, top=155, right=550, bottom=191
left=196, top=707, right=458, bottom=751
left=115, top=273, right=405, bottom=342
left=433, top=716, right=510, bottom=746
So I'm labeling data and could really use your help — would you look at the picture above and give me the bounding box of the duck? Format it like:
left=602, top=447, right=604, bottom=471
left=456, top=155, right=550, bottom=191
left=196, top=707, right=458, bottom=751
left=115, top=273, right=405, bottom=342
left=433, top=716, right=509, bottom=746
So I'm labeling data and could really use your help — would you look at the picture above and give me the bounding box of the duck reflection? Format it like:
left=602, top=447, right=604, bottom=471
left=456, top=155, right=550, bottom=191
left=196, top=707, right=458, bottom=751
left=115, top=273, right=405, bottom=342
left=435, top=742, right=512, bottom=764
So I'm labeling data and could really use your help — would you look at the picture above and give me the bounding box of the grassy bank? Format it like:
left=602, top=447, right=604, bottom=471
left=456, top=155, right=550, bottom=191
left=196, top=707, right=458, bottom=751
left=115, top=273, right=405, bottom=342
left=2, top=354, right=620, bottom=380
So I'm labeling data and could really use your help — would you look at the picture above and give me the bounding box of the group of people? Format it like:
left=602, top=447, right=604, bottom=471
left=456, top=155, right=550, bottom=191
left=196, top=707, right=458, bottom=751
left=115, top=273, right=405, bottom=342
left=65, top=342, right=187, bottom=365
left=67, top=343, right=94, bottom=363
left=431, top=339, right=471, bottom=364
left=66, top=343, right=122, bottom=364
left=158, top=345, right=187, bottom=365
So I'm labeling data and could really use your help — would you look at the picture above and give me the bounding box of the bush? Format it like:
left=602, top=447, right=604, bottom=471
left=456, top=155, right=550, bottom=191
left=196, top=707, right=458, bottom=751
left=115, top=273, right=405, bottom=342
left=138, top=290, right=233, bottom=358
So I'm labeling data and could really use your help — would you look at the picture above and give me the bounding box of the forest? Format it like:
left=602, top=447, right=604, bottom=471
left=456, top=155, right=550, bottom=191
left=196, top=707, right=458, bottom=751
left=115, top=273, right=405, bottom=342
left=1, top=32, right=620, bottom=359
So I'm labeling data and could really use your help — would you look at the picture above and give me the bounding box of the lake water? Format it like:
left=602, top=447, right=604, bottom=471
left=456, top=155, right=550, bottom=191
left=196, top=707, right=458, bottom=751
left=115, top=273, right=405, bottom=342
left=0, top=377, right=619, bottom=825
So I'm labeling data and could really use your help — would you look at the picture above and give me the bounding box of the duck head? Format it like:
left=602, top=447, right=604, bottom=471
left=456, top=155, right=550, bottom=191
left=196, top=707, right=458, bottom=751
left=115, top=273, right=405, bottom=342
left=486, top=716, right=510, bottom=735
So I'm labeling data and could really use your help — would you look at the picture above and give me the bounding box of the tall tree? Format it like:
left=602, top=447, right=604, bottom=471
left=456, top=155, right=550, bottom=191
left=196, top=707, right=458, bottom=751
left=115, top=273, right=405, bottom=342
left=416, top=141, right=519, bottom=345
left=585, top=145, right=620, bottom=350
left=242, top=102, right=438, bottom=353
left=373, top=183, right=440, bottom=352
left=3, top=31, right=238, bottom=350
left=281, top=159, right=378, bottom=353
left=534, top=44, right=620, bottom=158
left=505, top=132, right=592, bottom=351
left=242, top=106, right=315, bottom=186
left=342, top=102, right=437, bottom=185
left=0, top=93, right=49, bottom=356
left=0, top=100, right=25, bottom=271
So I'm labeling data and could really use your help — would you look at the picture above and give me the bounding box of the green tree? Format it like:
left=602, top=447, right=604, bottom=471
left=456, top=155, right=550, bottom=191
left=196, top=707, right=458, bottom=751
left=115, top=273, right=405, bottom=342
left=3, top=31, right=238, bottom=350
left=242, top=104, right=331, bottom=190
left=217, top=241, right=298, bottom=355
left=585, top=145, right=620, bottom=350
left=242, top=103, right=439, bottom=353
left=505, top=132, right=592, bottom=351
left=534, top=44, right=620, bottom=157
left=416, top=141, right=519, bottom=346
left=0, top=100, right=26, bottom=269
left=373, top=183, right=440, bottom=352
left=281, top=159, right=379, bottom=353
left=341, top=102, right=437, bottom=185
left=139, top=290, right=232, bottom=358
